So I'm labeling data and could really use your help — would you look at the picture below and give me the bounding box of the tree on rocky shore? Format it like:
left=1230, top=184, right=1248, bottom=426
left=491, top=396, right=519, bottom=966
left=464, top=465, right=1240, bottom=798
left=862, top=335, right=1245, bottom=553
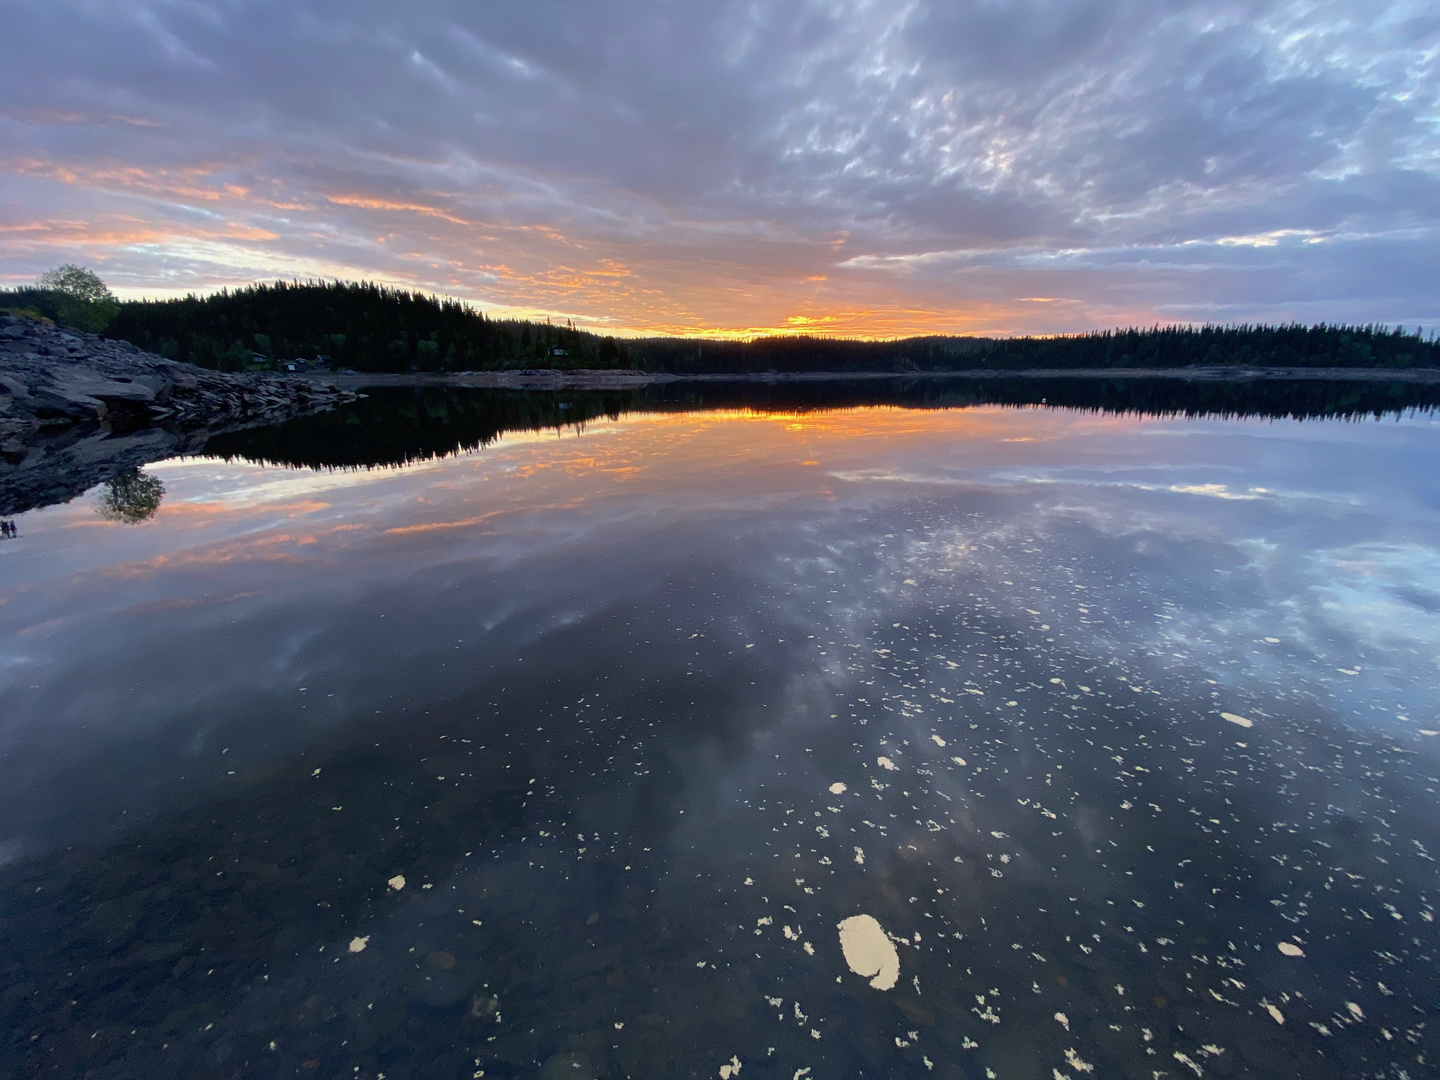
left=39, top=265, right=121, bottom=334
left=0, top=265, right=120, bottom=334
left=38, top=265, right=115, bottom=304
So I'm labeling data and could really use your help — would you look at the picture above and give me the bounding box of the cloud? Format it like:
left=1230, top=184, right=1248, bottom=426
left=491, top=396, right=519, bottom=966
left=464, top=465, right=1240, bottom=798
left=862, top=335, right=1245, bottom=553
left=0, top=0, right=1436, bottom=334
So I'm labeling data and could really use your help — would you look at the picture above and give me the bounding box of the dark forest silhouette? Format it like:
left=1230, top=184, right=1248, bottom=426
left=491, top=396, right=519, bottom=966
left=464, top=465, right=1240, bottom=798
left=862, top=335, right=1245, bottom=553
left=80, top=281, right=1439, bottom=375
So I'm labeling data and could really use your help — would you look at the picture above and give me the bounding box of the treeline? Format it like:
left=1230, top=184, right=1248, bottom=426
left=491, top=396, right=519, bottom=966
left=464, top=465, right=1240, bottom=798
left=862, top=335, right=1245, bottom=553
left=621, top=334, right=992, bottom=373
left=37, top=278, right=1439, bottom=374
left=965, top=323, right=1438, bottom=371
left=105, top=281, right=624, bottom=372
left=630, top=322, right=1437, bottom=372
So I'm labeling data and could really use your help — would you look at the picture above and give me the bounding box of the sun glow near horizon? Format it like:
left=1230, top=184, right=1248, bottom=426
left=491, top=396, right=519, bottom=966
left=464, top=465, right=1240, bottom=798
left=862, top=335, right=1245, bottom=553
left=101, top=271, right=1081, bottom=342
left=3, top=0, right=1436, bottom=334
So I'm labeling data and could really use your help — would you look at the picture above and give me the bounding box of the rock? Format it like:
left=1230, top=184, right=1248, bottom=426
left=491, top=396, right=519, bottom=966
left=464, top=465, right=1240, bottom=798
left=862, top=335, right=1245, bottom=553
left=0, top=313, right=357, bottom=515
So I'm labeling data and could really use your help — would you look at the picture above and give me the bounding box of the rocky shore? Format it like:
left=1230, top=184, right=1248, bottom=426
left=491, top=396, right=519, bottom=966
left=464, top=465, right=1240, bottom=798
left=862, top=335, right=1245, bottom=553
left=0, top=314, right=356, bottom=516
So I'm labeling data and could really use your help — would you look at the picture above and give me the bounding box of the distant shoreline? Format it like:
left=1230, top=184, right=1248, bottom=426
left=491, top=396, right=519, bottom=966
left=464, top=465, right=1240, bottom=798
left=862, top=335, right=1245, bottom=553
left=312, top=364, right=1440, bottom=392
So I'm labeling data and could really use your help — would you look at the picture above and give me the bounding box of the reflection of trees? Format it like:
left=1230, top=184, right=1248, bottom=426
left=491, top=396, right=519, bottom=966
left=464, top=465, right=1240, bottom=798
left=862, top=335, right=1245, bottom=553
left=204, top=388, right=632, bottom=471
left=97, top=468, right=165, bottom=524
left=204, top=381, right=1440, bottom=476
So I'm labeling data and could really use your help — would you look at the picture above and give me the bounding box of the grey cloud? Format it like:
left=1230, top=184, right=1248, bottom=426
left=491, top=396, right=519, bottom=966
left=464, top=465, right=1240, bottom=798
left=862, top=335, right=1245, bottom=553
left=0, top=0, right=1436, bottom=329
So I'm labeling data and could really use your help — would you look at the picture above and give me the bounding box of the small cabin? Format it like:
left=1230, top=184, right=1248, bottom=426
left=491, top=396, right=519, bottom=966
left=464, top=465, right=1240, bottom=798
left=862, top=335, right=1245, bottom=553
left=551, top=346, right=568, bottom=357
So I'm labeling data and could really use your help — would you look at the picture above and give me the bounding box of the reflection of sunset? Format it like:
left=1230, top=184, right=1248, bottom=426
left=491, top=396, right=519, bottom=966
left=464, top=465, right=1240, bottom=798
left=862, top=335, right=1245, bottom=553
left=383, top=512, right=504, bottom=537
left=2, top=405, right=1162, bottom=616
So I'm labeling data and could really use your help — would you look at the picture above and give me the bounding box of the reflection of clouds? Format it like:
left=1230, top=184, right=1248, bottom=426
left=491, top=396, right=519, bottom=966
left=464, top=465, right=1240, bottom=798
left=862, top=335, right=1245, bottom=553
left=828, top=469, right=948, bottom=485
left=1166, top=483, right=1266, bottom=501
left=176, top=469, right=421, bottom=506
left=5, top=406, right=1433, bottom=596
left=4, top=409, right=1439, bottom=1080
left=4, top=401, right=1440, bottom=852
left=1305, top=543, right=1440, bottom=656
left=978, top=469, right=1365, bottom=512
left=830, top=469, right=1287, bottom=509
left=383, top=512, right=504, bottom=537
left=155, top=497, right=334, bottom=521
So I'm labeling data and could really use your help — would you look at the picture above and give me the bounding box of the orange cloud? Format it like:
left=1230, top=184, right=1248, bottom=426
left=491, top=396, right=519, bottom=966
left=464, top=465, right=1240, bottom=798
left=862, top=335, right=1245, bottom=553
left=327, top=194, right=471, bottom=226
left=0, top=152, right=1128, bottom=337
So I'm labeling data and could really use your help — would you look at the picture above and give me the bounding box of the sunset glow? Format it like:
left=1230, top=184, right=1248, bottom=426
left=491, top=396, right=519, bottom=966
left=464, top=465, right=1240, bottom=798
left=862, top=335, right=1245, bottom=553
left=2, top=2, right=1437, bottom=336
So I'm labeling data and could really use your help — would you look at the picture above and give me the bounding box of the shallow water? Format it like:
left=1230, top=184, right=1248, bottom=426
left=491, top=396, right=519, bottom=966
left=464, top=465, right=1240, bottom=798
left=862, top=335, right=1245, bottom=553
left=1, top=398, right=1438, bottom=1080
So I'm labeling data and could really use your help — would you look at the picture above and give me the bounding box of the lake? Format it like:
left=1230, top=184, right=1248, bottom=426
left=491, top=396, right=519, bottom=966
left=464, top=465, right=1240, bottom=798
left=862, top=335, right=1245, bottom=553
left=1, top=384, right=1437, bottom=1080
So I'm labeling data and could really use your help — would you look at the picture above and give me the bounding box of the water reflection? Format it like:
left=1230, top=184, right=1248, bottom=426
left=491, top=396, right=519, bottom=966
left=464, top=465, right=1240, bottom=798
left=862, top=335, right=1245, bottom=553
left=1, top=404, right=1438, bottom=1080
left=201, top=377, right=1440, bottom=473
left=95, top=467, right=166, bottom=523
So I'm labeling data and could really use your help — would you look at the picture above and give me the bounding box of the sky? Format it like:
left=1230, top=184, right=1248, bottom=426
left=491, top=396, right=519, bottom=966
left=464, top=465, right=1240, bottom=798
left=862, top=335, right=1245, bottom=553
left=1, top=0, right=1437, bottom=338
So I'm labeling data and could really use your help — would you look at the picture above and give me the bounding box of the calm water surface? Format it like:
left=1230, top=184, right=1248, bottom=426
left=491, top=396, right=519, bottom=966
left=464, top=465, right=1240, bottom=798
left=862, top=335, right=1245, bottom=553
left=1, top=396, right=1438, bottom=1080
